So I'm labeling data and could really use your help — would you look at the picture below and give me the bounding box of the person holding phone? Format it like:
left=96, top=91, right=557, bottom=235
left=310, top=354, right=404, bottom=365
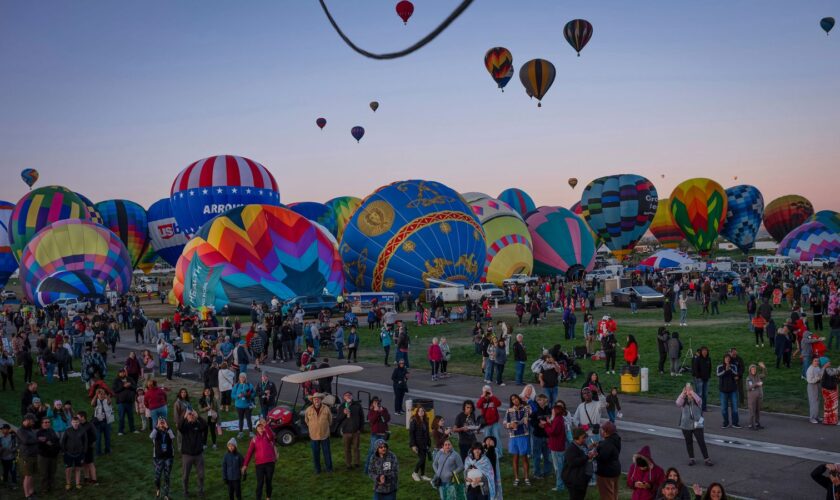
left=676, top=383, right=712, bottom=466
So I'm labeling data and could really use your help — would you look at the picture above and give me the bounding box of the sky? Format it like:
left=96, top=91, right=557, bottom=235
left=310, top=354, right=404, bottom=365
left=1, top=0, right=838, bottom=211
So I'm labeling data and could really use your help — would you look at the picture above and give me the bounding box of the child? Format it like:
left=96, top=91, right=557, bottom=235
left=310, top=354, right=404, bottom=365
left=222, top=437, right=244, bottom=500
left=606, top=387, right=621, bottom=423
left=135, top=388, right=149, bottom=431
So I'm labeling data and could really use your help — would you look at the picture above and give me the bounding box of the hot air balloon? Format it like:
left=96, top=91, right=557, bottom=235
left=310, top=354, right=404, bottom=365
left=497, top=188, right=536, bottom=218
left=136, top=246, right=158, bottom=275
left=669, top=178, right=728, bottom=254
left=316, top=117, right=327, bottom=130
left=563, top=19, right=593, bottom=56
left=174, top=205, right=344, bottom=312
left=325, top=196, right=363, bottom=241
left=9, top=186, right=90, bottom=262
left=763, top=195, right=815, bottom=243
left=484, top=47, right=514, bottom=91
left=649, top=198, right=683, bottom=249
left=340, top=180, right=486, bottom=294
left=568, top=178, right=578, bottom=189
left=0, top=201, right=18, bottom=289
left=288, top=202, right=337, bottom=236
left=351, top=126, right=365, bottom=142
left=580, top=174, right=659, bottom=260
left=170, top=155, right=281, bottom=235
left=147, top=198, right=189, bottom=267
left=822, top=17, right=835, bottom=35
left=569, top=200, right=602, bottom=249
left=75, top=193, right=104, bottom=225
left=95, top=199, right=150, bottom=269
left=519, top=59, right=556, bottom=107
left=777, top=221, right=840, bottom=263
left=463, top=193, right=533, bottom=286
left=720, top=185, right=764, bottom=253
left=369, top=101, right=379, bottom=112
left=19, top=220, right=131, bottom=306
left=811, top=210, right=840, bottom=234
left=396, top=0, right=414, bottom=25
left=525, top=206, right=596, bottom=280
left=20, top=168, right=39, bottom=189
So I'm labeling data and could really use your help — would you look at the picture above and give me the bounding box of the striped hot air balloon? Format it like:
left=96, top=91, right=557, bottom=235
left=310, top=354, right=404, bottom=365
left=649, top=198, right=683, bottom=249
left=763, top=195, right=814, bottom=243
left=497, top=188, right=536, bottom=218
left=563, top=19, right=593, bottom=56
left=525, top=206, right=596, bottom=281
left=519, top=59, right=556, bottom=107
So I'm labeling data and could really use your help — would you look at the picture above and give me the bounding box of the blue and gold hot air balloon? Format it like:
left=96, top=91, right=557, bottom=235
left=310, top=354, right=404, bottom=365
left=497, top=188, right=536, bottom=218
left=580, top=175, right=658, bottom=260
left=340, top=180, right=486, bottom=294
left=525, top=206, right=596, bottom=280
left=519, top=59, right=556, bottom=107
left=720, top=185, right=764, bottom=253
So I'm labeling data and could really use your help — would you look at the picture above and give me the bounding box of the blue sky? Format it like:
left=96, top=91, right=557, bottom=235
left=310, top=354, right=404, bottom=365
left=1, top=0, right=837, bottom=210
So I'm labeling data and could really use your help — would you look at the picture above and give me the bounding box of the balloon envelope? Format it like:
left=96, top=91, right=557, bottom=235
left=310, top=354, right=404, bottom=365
left=396, top=0, right=413, bottom=24
left=340, top=180, right=486, bottom=294
left=325, top=196, right=363, bottom=241
left=0, top=201, right=18, bottom=289
left=75, top=193, right=104, bottom=225
left=170, top=155, right=281, bottom=235
left=95, top=199, right=150, bottom=269
left=822, top=17, right=835, bottom=34
left=777, top=221, right=840, bottom=263
left=811, top=210, right=840, bottom=234
left=288, top=202, right=337, bottom=236
left=763, top=195, right=814, bottom=243
left=21, top=168, right=39, bottom=188
left=568, top=178, right=578, bottom=189
left=147, top=198, right=189, bottom=267
left=564, top=19, right=593, bottom=55
left=351, top=126, right=365, bottom=142
left=484, top=47, right=514, bottom=90
left=669, top=178, right=728, bottom=253
left=136, top=246, right=158, bottom=275
left=316, top=117, right=327, bottom=129
left=497, top=188, right=536, bottom=218
left=525, top=206, right=596, bottom=280
left=580, top=174, right=658, bottom=260
left=9, top=186, right=90, bottom=262
left=19, top=220, right=131, bottom=306
left=649, top=198, right=683, bottom=249
left=369, top=101, right=379, bottom=112
left=720, top=185, right=764, bottom=253
left=519, top=59, right=556, bottom=106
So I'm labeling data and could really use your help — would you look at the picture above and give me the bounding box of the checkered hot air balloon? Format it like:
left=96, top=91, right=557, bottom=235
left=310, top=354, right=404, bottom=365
left=777, top=221, right=840, bottom=263
left=720, top=185, right=764, bottom=253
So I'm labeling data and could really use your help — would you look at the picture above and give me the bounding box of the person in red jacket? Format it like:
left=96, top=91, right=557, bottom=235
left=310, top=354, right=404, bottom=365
left=476, top=385, right=503, bottom=458
left=364, top=397, right=391, bottom=475
left=242, top=419, right=277, bottom=500
left=427, top=338, right=444, bottom=381
left=544, top=401, right=569, bottom=492
left=626, top=445, right=665, bottom=500
left=623, top=335, right=639, bottom=366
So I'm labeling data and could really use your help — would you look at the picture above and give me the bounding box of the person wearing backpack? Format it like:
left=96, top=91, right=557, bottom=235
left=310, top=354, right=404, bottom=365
left=232, top=373, right=255, bottom=439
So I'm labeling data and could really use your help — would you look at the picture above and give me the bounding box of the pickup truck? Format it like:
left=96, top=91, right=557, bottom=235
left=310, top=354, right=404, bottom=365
left=464, top=283, right=506, bottom=302
left=54, top=298, right=91, bottom=313
left=502, top=274, right=538, bottom=286
left=801, top=258, right=832, bottom=269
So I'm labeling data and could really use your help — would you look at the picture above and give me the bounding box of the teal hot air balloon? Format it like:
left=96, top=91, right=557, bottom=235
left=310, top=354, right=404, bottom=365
left=821, top=17, right=835, bottom=35
left=580, top=175, right=659, bottom=260
left=525, top=206, right=596, bottom=281
left=497, top=188, right=536, bottom=218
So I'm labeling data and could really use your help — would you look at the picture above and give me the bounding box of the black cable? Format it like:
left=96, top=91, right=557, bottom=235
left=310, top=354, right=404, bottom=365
left=319, top=0, right=474, bottom=60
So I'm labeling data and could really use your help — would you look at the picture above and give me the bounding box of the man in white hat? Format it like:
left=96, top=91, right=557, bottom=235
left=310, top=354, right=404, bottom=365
left=305, top=393, right=333, bottom=473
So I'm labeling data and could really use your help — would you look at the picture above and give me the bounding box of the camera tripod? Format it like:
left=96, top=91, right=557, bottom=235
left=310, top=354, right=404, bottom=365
left=678, top=335, right=694, bottom=375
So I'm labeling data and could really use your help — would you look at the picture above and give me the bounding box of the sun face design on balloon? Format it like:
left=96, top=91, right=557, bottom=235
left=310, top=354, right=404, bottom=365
left=357, top=200, right=395, bottom=237
left=439, top=222, right=452, bottom=234
left=402, top=240, right=416, bottom=252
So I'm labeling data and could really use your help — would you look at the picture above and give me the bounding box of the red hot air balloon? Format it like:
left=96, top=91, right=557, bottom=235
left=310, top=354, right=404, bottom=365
left=396, top=0, right=414, bottom=25
left=316, top=117, right=327, bottom=130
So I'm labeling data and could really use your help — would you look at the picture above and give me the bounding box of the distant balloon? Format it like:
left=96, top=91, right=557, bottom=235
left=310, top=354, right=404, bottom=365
left=95, top=199, right=150, bottom=269
left=580, top=174, right=658, bottom=260
left=778, top=221, right=840, bottom=263
left=519, top=59, right=556, bottom=107
left=351, top=126, right=365, bottom=142
left=568, top=178, right=578, bottom=189
left=9, top=186, right=90, bottom=263
left=396, top=0, right=414, bottom=25
left=316, top=117, right=327, bottom=130
left=484, top=47, right=514, bottom=91
left=0, top=201, right=18, bottom=289
left=369, top=101, right=379, bottom=112
left=563, top=19, right=593, bottom=56
left=147, top=198, right=189, bottom=267
left=720, top=185, right=764, bottom=253
left=661, top=174, right=665, bottom=179
left=497, top=188, right=536, bottom=218
left=21, top=168, right=39, bottom=189
left=763, top=195, right=815, bottom=243
left=821, top=17, right=835, bottom=35
left=669, top=178, right=728, bottom=254
left=525, top=206, right=596, bottom=281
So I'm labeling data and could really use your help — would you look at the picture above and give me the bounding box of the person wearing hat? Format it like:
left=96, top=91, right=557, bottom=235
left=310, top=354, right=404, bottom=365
left=365, top=396, right=391, bottom=474
left=17, top=413, right=39, bottom=499
left=337, top=391, right=364, bottom=470
left=305, top=392, right=334, bottom=473
left=222, top=437, right=244, bottom=500
left=391, top=358, right=409, bottom=416
left=368, top=438, right=399, bottom=499
left=26, top=397, right=47, bottom=423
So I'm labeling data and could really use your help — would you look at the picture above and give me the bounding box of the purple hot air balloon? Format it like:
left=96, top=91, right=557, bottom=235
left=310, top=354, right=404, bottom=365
left=316, top=117, right=327, bottom=130
left=351, top=126, right=365, bottom=143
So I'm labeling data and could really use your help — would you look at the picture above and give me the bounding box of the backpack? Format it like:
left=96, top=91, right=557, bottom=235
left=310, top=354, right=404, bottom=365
left=295, top=351, right=303, bottom=368
left=822, top=371, right=838, bottom=391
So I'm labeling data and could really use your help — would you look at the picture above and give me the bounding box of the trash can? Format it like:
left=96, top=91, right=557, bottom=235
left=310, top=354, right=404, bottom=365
left=620, top=365, right=641, bottom=393
left=411, top=398, right=435, bottom=432
left=182, top=330, right=192, bottom=345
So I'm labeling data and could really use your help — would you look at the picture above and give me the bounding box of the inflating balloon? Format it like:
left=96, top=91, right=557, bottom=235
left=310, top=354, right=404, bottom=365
left=669, top=178, right=728, bottom=254
left=649, top=198, right=683, bottom=249
left=778, top=221, right=840, bottom=263
left=75, top=193, right=104, bottom=225
left=147, top=198, right=189, bottom=267
left=325, top=196, right=363, bottom=241
left=20, top=168, right=39, bottom=189
left=720, top=185, right=764, bottom=253
left=568, top=178, right=578, bottom=189
left=9, top=186, right=90, bottom=262
left=463, top=193, right=533, bottom=286
left=519, top=59, right=556, bottom=107
left=174, top=205, right=344, bottom=312
left=370, top=101, right=379, bottom=112
left=580, top=174, right=658, bottom=260
left=821, top=17, right=835, bottom=35
left=288, top=202, right=337, bottom=236
left=569, top=200, right=602, bottom=249
left=136, top=246, right=158, bottom=275
left=340, top=180, right=486, bottom=294
left=396, top=0, right=414, bottom=25
left=497, top=188, right=536, bottom=218
left=0, top=201, right=18, bottom=289
left=316, top=117, right=327, bottom=130
left=811, top=210, right=840, bottom=234
left=95, top=199, right=150, bottom=269
left=564, top=19, right=593, bottom=56
left=763, top=195, right=814, bottom=243
left=19, top=220, right=131, bottom=306
left=170, top=155, right=281, bottom=235
left=525, top=206, right=596, bottom=280
left=484, top=47, right=514, bottom=91
left=351, top=126, right=365, bottom=142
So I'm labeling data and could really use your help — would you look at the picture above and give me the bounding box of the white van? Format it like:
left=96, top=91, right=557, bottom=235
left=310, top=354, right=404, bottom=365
left=751, top=255, right=791, bottom=268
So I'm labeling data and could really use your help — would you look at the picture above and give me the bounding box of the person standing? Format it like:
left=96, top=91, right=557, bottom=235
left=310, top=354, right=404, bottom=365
left=198, top=388, right=219, bottom=449
left=626, top=445, right=665, bottom=500
left=668, top=332, right=683, bottom=376
left=337, top=391, right=363, bottom=470
left=36, top=417, right=60, bottom=494
left=179, top=410, right=207, bottom=498
left=595, top=421, right=622, bottom=500
left=380, top=327, right=392, bottom=366
left=820, top=357, right=839, bottom=425
left=729, top=348, right=746, bottom=408
left=603, top=331, right=618, bottom=375
left=0, top=423, right=19, bottom=489
left=678, top=293, right=689, bottom=326
left=453, top=400, right=478, bottom=461
left=476, top=386, right=503, bottom=459
left=242, top=418, right=277, bottom=500
left=90, top=388, right=114, bottom=455
left=305, top=393, right=334, bottom=473
left=365, top=397, right=391, bottom=474
left=504, top=394, right=531, bottom=487
left=112, top=368, right=137, bottom=435
left=17, top=413, right=39, bottom=499
left=806, top=357, right=823, bottom=423
left=391, top=359, right=409, bottom=415
left=513, top=334, right=527, bottom=386
left=257, top=372, right=277, bottom=420
left=150, top=417, right=175, bottom=500
left=529, top=394, right=551, bottom=480
left=428, top=337, right=443, bottom=381
left=368, top=439, right=399, bottom=500
left=538, top=356, right=561, bottom=406
left=408, top=406, right=431, bottom=482
left=746, top=363, right=767, bottom=429
left=657, top=328, right=671, bottom=375
left=562, top=428, right=593, bottom=500
left=231, top=374, right=255, bottom=439
left=676, top=383, right=713, bottom=466
left=432, top=440, right=464, bottom=500
left=544, top=401, right=569, bottom=492
left=222, top=438, right=244, bottom=500
left=716, top=354, right=740, bottom=428
left=690, top=347, right=712, bottom=411
left=60, top=416, right=87, bottom=492
left=346, top=327, right=359, bottom=364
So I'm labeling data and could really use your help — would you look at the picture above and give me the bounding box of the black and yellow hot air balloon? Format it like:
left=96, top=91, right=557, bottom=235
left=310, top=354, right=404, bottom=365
left=519, top=59, right=556, bottom=107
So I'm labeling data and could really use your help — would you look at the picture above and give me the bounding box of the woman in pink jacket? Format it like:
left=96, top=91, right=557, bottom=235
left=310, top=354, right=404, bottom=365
left=428, top=337, right=444, bottom=381
left=242, top=418, right=277, bottom=500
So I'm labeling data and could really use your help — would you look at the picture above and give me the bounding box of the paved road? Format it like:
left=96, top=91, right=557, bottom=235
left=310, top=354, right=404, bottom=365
left=114, top=335, right=835, bottom=500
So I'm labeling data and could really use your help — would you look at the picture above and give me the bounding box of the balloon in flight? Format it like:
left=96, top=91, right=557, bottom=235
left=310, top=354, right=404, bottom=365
left=484, top=47, right=514, bottom=91
left=316, top=117, right=327, bottom=130
left=351, top=126, right=365, bottom=142
left=563, top=19, right=593, bottom=56
left=21, top=168, right=39, bottom=189
left=396, top=0, right=414, bottom=25
left=519, top=59, right=556, bottom=107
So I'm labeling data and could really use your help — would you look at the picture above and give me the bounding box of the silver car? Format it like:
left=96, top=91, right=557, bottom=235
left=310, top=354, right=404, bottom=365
left=611, top=286, right=665, bottom=308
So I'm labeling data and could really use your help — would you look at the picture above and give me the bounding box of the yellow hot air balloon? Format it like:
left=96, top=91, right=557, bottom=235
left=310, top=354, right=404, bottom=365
left=649, top=198, right=683, bottom=249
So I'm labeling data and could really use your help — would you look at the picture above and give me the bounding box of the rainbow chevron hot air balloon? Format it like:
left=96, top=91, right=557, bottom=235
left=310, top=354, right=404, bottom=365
left=484, top=47, right=514, bottom=91
left=649, top=198, right=683, bottom=249
left=670, top=178, right=728, bottom=254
